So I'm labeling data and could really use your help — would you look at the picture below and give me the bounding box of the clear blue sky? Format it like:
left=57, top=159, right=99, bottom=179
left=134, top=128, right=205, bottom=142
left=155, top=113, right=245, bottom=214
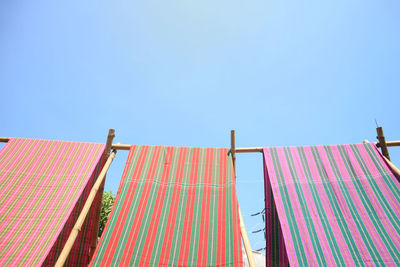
left=2, top=0, right=400, bottom=251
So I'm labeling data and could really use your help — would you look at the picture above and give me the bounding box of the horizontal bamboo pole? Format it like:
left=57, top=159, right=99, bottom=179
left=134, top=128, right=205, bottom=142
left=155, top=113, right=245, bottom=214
left=110, top=144, right=265, bottom=152
left=2, top=137, right=400, bottom=150
left=111, top=143, right=130, bottom=150
left=55, top=149, right=117, bottom=267
left=0, top=137, right=11, bottom=142
left=235, top=147, right=263, bottom=153
left=378, top=141, right=400, bottom=147
left=233, top=141, right=400, bottom=152
left=109, top=142, right=400, bottom=152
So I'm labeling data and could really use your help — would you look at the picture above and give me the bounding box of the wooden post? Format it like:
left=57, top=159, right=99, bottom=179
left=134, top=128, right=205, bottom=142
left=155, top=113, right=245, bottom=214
left=0, top=137, right=10, bottom=142
left=364, top=140, right=400, bottom=177
left=230, top=130, right=256, bottom=267
left=383, top=156, right=400, bottom=178
left=89, top=129, right=115, bottom=259
left=231, top=130, right=236, bottom=170
left=377, top=127, right=391, bottom=161
left=55, top=147, right=118, bottom=267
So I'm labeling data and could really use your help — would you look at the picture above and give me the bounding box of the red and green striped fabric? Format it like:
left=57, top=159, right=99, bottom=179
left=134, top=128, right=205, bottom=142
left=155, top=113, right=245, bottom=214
left=263, top=143, right=400, bottom=266
left=0, top=138, right=105, bottom=266
left=91, top=145, right=242, bottom=266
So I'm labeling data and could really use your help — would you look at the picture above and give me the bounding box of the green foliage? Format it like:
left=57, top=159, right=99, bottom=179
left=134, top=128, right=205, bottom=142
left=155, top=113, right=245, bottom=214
left=99, top=190, right=115, bottom=237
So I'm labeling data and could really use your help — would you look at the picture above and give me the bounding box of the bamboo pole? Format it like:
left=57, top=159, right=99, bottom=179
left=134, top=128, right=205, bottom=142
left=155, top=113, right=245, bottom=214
left=109, top=142, right=400, bottom=152
left=89, top=129, right=115, bottom=259
left=2, top=137, right=400, bottom=150
left=235, top=147, right=263, bottom=153
left=364, top=140, right=400, bottom=177
left=377, top=127, right=391, bottom=161
left=55, top=147, right=118, bottom=267
left=0, top=137, right=10, bottom=142
left=384, top=141, right=400, bottom=147
left=383, top=156, right=400, bottom=177
left=231, top=130, right=256, bottom=267
left=231, top=130, right=236, bottom=167
left=111, top=143, right=130, bottom=150
left=109, top=143, right=265, bottom=153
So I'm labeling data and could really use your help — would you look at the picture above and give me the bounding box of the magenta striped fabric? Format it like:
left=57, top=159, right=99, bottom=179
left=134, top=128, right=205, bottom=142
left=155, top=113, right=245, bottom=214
left=263, top=143, right=400, bottom=266
left=264, top=159, right=289, bottom=267
left=0, top=138, right=105, bottom=266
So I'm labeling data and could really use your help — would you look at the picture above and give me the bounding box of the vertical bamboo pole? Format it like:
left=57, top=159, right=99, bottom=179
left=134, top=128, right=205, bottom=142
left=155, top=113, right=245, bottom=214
left=231, top=130, right=256, bottom=267
left=377, top=127, right=391, bottom=161
left=89, top=129, right=115, bottom=259
left=231, top=130, right=236, bottom=170
left=55, top=147, right=118, bottom=267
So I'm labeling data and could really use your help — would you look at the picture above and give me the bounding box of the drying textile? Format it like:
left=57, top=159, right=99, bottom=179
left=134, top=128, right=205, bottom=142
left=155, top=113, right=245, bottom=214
left=263, top=143, right=400, bottom=266
left=0, top=138, right=105, bottom=266
left=264, top=158, right=289, bottom=267
left=91, top=145, right=242, bottom=266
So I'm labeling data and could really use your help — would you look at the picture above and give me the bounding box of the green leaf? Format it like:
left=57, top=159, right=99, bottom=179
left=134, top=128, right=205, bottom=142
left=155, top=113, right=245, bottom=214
left=99, top=190, right=115, bottom=237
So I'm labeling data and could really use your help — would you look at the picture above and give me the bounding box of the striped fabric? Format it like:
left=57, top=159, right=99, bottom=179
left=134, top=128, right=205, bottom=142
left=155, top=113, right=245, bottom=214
left=0, top=138, right=105, bottom=266
left=264, top=160, right=289, bottom=267
left=91, top=145, right=242, bottom=266
left=263, top=143, right=400, bottom=266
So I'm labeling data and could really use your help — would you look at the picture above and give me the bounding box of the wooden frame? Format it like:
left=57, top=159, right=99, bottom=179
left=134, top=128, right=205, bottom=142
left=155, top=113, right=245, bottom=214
left=89, top=129, right=115, bottom=259
left=2, top=138, right=400, bottom=152
left=231, top=130, right=256, bottom=267
left=55, top=145, right=118, bottom=267
left=377, top=126, right=391, bottom=160
left=1, top=126, right=399, bottom=266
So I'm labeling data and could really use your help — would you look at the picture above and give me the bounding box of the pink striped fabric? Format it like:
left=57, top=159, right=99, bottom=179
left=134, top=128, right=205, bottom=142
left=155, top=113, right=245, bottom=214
left=263, top=143, right=400, bottom=266
left=0, top=138, right=105, bottom=266
left=264, top=159, right=289, bottom=267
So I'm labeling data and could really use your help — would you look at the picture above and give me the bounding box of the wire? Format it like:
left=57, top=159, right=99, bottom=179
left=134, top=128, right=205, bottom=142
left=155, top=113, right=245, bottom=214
left=251, top=208, right=265, bottom=216
left=252, top=228, right=265, bottom=234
